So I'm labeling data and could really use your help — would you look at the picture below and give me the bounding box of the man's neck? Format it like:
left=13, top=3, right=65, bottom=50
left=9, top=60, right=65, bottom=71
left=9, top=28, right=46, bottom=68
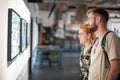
left=95, top=24, right=108, bottom=40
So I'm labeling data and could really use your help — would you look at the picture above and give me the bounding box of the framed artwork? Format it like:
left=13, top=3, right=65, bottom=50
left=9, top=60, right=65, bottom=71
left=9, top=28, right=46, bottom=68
left=7, top=8, right=21, bottom=61
left=20, top=18, right=27, bottom=52
left=26, top=23, right=31, bottom=46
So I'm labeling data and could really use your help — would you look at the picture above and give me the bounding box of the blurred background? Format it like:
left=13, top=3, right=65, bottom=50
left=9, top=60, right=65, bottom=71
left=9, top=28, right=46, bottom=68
left=0, top=0, right=120, bottom=80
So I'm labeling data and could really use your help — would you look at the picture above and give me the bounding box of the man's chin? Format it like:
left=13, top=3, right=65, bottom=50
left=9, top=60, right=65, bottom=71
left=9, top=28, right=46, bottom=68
left=89, top=26, right=97, bottom=32
left=90, top=28, right=97, bottom=32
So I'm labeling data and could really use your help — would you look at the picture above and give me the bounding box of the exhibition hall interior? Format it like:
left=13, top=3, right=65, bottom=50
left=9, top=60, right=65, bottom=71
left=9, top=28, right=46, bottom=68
left=0, top=0, right=120, bottom=80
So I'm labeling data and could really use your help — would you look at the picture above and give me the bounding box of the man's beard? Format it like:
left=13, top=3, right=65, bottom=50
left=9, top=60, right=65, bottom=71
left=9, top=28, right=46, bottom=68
left=89, top=23, right=98, bottom=32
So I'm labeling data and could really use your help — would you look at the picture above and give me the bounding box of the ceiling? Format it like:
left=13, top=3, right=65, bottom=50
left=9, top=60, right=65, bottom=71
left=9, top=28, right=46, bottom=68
left=24, top=0, right=120, bottom=31
left=25, top=0, right=120, bottom=21
left=27, top=0, right=120, bottom=11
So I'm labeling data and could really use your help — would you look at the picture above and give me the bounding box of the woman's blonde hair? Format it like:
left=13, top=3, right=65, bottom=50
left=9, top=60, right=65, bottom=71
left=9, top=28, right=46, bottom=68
left=80, top=24, right=95, bottom=43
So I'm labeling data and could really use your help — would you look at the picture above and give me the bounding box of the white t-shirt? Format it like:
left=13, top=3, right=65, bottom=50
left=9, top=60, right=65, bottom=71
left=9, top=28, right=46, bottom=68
left=89, top=32, right=120, bottom=80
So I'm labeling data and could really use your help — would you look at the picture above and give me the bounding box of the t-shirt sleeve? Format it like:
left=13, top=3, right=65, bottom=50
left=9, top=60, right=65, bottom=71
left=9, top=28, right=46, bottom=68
left=106, top=33, right=120, bottom=61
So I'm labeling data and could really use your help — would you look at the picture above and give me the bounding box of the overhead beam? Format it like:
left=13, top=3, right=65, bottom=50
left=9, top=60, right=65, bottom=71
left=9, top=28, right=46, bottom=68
left=88, top=7, right=120, bottom=11
left=27, top=0, right=43, bottom=3
left=48, top=3, right=56, bottom=18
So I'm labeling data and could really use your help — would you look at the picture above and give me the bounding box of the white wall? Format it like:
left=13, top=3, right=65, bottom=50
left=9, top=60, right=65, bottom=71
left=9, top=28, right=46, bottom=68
left=23, top=0, right=39, bottom=55
left=64, top=11, right=75, bottom=25
left=108, top=13, right=120, bottom=30
left=39, top=11, right=55, bottom=27
left=0, top=0, right=30, bottom=80
left=0, top=1, right=9, bottom=79
left=32, top=20, right=38, bottom=51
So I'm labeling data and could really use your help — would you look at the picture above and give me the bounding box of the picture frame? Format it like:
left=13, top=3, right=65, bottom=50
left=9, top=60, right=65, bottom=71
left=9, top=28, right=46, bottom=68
left=7, top=8, right=21, bottom=61
left=20, top=18, right=27, bottom=52
left=26, top=23, right=31, bottom=46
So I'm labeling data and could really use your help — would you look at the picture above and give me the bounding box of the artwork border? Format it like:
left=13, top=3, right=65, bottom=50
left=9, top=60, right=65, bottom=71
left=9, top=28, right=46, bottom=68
left=7, top=8, right=21, bottom=61
left=20, top=18, right=27, bottom=52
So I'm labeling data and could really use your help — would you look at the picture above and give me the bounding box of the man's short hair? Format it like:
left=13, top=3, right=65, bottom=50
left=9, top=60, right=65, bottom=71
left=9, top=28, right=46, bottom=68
left=87, top=8, right=109, bottom=23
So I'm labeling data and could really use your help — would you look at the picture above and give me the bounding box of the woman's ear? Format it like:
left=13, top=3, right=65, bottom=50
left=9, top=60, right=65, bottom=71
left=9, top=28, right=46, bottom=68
left=88, top=33, right=91, bottom=39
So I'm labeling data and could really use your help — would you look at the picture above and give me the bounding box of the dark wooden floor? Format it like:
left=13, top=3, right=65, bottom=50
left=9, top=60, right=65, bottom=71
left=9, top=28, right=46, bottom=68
left=30, top=52, right=80, bottom=80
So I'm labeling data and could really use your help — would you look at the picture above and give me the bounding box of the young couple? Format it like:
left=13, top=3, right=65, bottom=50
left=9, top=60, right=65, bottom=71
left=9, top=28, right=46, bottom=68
left=78, top=8, right=120, bottom=80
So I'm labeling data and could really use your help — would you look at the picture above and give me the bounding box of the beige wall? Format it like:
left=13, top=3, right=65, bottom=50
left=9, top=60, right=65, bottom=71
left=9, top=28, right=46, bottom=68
left=0, top=0, right=30, bottom=80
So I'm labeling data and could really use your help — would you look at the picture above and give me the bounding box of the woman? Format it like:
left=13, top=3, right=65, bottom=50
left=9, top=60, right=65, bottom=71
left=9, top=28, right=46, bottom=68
left=78, top=24, right=95, bottom=80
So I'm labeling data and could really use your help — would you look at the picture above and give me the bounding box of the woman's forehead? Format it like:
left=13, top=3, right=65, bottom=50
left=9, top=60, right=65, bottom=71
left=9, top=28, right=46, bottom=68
left=79, top=29, right=85, bottom=33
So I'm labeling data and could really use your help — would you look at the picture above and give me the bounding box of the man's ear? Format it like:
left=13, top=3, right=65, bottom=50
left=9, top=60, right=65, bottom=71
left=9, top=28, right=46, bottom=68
left=96, top=16, right=101, bottom=23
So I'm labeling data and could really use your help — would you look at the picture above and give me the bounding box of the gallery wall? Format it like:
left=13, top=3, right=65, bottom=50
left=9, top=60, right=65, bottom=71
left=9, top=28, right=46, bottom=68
left=0, top=0, right=31, bottom=80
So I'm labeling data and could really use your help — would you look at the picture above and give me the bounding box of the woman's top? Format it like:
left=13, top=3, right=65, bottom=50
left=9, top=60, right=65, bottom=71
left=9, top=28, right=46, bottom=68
left=79, top=46, right=92, bottom=80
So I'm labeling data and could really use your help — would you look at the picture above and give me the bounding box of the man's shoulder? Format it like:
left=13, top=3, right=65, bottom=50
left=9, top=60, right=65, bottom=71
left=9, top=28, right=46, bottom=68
left=105, top=32, right=120, bottom=50
left=107, top=32, right=119, bottom=40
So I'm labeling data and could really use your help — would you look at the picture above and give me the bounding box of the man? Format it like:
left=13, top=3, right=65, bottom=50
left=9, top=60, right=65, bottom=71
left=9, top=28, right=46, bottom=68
left=87, top=8, right=120, bottom=80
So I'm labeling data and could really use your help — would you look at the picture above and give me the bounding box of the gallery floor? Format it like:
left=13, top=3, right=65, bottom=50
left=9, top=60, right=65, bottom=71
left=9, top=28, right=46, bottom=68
left=30, top=52, right=80, bottom=80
